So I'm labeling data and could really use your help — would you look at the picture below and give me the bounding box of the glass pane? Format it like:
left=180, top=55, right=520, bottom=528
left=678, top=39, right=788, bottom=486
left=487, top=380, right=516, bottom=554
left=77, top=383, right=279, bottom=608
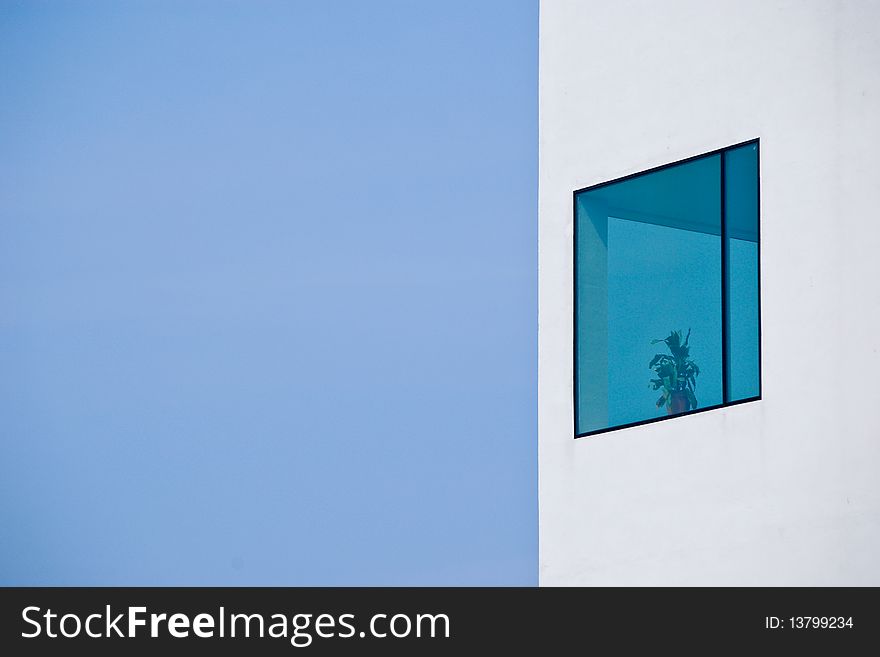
left=724, top=143, right=760, bottom=401
left=575, top=154, right=723, bottom=435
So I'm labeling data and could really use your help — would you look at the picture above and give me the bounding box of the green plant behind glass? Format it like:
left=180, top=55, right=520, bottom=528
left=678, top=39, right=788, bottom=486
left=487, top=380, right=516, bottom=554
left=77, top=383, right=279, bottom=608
left=649, top=329, right=700, bottom=411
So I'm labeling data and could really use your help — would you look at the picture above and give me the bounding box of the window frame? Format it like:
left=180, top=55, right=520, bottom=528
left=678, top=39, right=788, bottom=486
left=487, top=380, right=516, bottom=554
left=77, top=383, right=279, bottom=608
left=573, top=138, right=762, bottom=439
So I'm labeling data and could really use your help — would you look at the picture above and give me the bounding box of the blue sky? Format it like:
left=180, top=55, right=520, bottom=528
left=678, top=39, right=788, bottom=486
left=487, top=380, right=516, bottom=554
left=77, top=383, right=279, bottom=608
left=0, top=1, right=537, bottom=585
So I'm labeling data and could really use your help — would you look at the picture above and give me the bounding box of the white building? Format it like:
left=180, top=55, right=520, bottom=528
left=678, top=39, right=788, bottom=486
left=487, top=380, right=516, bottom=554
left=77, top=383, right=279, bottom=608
left=539, top=0, right=880, bottom=585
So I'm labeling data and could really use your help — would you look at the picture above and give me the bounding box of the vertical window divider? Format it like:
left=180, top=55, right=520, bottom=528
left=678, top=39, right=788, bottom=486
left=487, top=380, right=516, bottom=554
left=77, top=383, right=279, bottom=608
left=720, top=151, right=729, bottom=404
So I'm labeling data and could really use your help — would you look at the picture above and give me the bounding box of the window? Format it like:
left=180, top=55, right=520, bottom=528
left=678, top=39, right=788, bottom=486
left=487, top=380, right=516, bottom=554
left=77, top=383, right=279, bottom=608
left=574, top=140, right=761, bottom=437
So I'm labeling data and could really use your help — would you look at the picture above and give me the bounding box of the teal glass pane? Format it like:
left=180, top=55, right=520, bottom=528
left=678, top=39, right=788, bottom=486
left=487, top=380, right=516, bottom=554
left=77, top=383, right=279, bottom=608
left=575, top=154, right=723, bottom=435
left=724, top=143, right=760, bottom=401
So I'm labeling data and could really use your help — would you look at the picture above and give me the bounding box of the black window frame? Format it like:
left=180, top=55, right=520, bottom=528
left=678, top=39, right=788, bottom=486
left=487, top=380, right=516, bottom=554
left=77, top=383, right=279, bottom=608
left=573, top=138, right=762, bottom=439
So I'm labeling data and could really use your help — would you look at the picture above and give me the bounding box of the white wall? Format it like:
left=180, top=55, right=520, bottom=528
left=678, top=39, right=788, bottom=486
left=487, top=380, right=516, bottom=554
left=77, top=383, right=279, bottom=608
left=539, top=0, right=880, bottom=585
